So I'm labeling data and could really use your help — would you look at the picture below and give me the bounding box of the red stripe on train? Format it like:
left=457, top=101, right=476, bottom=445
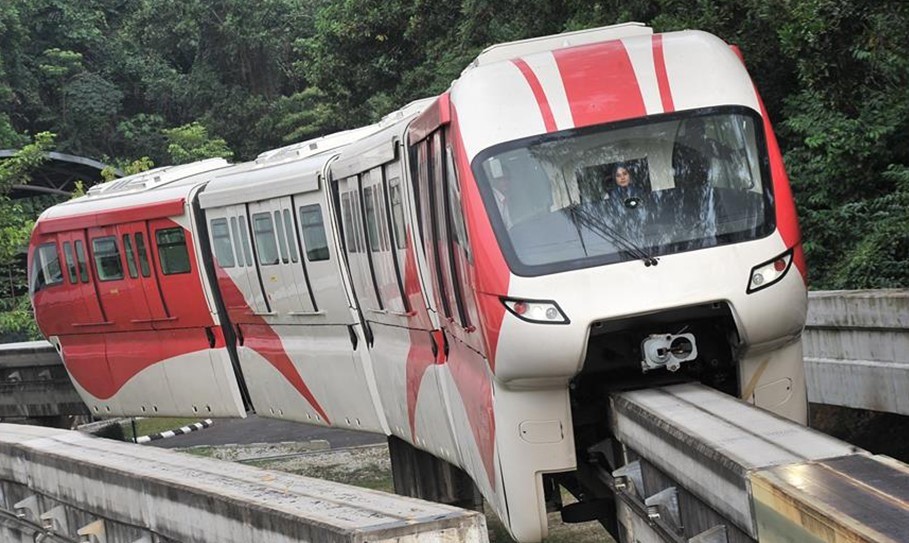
left=553, top=40, right=647, bottom=128
left=652, top=35, right=675, bottom=113
left=512, top=58, right=557, bottom=132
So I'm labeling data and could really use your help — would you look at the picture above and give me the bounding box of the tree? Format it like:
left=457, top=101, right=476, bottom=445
left=164, top=122, right=233, bottom=164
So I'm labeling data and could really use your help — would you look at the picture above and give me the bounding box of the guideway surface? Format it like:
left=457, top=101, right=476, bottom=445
left=608, top=383, right=909, bottom=543
left=0, top=423, right=488, bottom=543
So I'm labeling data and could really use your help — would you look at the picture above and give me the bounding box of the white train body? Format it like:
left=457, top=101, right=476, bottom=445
left=30, top=24, right=807, bottom=542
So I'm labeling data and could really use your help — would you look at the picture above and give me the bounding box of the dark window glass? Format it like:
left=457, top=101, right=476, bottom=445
left=341, top=192, right=356, bottom=253
left=252, top=212, right=279, bottom=265
left=282, top=209, right=299, bottom=263
left=92, top=237, right=124, bottom=281
left=274, top=210, right=289, bottom=263
left=238, top=217, right=254, bottom=266
left=74, top=240, right=89, bottom=282
left=375, top=182, right=389, bottom=251
left=389, top=181, right=407, bottom=249
left=300, top=204, right=329, bottom=261
left=364, top=186, right=380, bottom=252
left=31, top=243, right=64, bottom=292
left=63, top=242, right=78, bottom=284
left=228, top=217, right=244, bottom=267
left=156, top=228, right=191, bottom=275
left=135, top=233, right=151, bottom=277
left=211, top=218, right=235, bottom=268
left=123, top=234, right=138, bottom=278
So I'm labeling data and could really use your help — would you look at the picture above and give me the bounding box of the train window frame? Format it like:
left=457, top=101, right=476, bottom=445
left=122, top=234, right=139, bottom=278
left=238, top=216, right=254, bottom=267
left=341, top=191, right=357, bottom=253
left=282, top=209, right=299, bottom=263
left=135, top=233, right=152, bottom=277
left=74, top=240, right=89, bottom=282
left=124, top=235, right=140, bottom=278
left=155, top=227, right=192, bottom=275
left=364, top=185, right=381, bottom=253
left=273, top=210, right=290, bottom=264
left=62, top=241, right=78, bottom=284
left=32, top=242, right=64, bottom=292
left=91, top=236, right=124, bottom=282
left=299, top=204, right=330, bottom=262
left=211, top=217, right=236, bottom=268
left=389, top=178, right=407, bottom=250
left=252, top=212, right=280, bottom=266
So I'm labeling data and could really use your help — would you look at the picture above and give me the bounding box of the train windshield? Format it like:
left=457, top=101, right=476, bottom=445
left=473, top=108, right=775, bottom=276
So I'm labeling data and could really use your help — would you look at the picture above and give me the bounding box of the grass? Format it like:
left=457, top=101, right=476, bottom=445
left=121, top=417, right=205, bottom=440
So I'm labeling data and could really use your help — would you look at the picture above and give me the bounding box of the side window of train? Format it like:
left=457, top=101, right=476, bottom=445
left=32, top=243, right=64, bottom=292
left=282, top=209, right=299, bottom=263
left=300, top=204, right=329, bottom=261
left=364, top=185, right=381, bottom=252
left=210, top=218, right=236, bottom=268
left=252, top=212, right=279, bottom=265
left=74, top=240, right=89, bottom=282
left=122, top=234, right=139, bottom=278
left=446, top=149, right=471, bottom=262
left=92, top=237, right=124, bottom=281
left=134, top=233, right=152, bottom=277
left=62, top=242, right=78, bottom=284
left=389, top=178, right=407, bottom=250
left=273, top=210, right=290, bottom=264
left=156, top=228, right=191, bottom=275
left=340, top=191, right=359, bottom=253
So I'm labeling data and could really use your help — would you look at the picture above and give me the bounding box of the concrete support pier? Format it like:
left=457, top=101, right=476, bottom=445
left=0, top=423, right=488, bottom=543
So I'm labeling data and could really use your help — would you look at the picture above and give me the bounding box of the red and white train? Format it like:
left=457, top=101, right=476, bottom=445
left=29, top=23, right=808, bottom=542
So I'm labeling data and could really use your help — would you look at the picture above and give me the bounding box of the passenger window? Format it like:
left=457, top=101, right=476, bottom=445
left=92, top=237, right=124, bottom=281
left=446, top=150, right=471, bottom=260
left=122, top=235, right=139, bottom=278
left=74, top=240, right=89, bottom=282
left=389, top=180, right=407, bottom=249
left=341, top=192, right=357, bottom=253
left=211, top=218, right=235, bottom=268
left=135, top=233, right=151, bottom=277
left=282, top=209, right=299, bottom=263
left=62, top=242, right=78, bottom=284
left=375, top=183, right=389, bottom=251
left=300, top=204, right=329, bottom=261
left=156, top=228, right=191, bottom=275
left=364, top=186, right=380, bottom=252
left=252, top=212, right=279, bottom=265
left=238, top=218, right=254, bottom=266
left=273, top=210, right=290, bottom=264
left=31, top=243, right=64, bottom=292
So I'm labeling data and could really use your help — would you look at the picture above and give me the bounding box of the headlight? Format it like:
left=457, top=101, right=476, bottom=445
left=501, top=297, right=570, bottom=324
left=747, top=249, right=793, bottom=293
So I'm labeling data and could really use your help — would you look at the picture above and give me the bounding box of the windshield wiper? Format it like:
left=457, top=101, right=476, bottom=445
left=567, top=203, right=659, bottom=267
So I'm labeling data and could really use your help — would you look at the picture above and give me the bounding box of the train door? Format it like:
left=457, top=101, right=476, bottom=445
left=57, top=231, right=105, bottom=328
left=361, top=166, right=409, bottom=315
left=247, top=198, right=317, bottom=315
left=87, top=224, right=155, bottom=330
left=116, top=222, right=170, bottom=325
left=338, top=175, right=382, bottom=312
left=215, top=205, right=270, bottom=316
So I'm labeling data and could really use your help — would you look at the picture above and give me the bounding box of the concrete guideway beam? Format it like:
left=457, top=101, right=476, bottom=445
left=0, top=423, right=488, bottom=543
left=803, top=289, right=909, bottom=415
left=608, top=383, right=909, bottom=542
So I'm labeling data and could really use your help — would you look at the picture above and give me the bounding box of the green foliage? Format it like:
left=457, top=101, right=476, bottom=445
left=164, top=122, right=233, bottom=164
left=0, top=131, right=56, bottom=340
left=0, top=0, right=905, bottom=291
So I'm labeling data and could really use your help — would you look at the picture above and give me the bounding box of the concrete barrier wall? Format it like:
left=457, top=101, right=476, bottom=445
left=0, top=340, right=88, bottom=420
left=0, top=423, right=488, bottom=543
left=803, top=289, right=909, bottom=415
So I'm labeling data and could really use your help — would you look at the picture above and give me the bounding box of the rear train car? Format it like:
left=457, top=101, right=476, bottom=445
left=29, top=22, right=809, bottom=543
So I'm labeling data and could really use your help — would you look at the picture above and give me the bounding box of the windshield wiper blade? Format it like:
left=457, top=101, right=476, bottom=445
left=567, top=203, right=659, bottom=267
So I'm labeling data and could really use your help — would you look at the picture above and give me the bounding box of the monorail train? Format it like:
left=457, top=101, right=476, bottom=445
left=29, top=23, right=807, bottom=542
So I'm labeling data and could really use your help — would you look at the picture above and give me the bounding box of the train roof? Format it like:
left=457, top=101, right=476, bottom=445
left=36, top=159, right=236, bottom=228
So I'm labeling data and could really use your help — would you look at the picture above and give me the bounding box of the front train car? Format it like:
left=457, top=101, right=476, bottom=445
left=431, top=24, right=807, bottom=541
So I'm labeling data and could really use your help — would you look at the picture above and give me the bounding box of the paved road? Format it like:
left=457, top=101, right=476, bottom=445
left=150, top=414, right=385, bottom=449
